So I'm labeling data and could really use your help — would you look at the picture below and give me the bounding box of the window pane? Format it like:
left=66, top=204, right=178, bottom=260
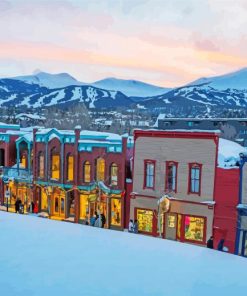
left=80, top=194, right=89, bottom=220
left=67, top=156, right=74, bottom=181
left=111, top=198, right=121, bottom=226
left=137, top=209, right=153, bottom=233
left=168, top=214, right=176, bottom=228
left=184, top=216, right=205, bottom=242
left=39, top=155, right=44, bottom=178
left=52, top=155, right=60, bottom=179
left=111, top=164, right=118, bottom=186
left=84, top=162, right=91, bottom=183
left=97, top=158, right=105, bottom=181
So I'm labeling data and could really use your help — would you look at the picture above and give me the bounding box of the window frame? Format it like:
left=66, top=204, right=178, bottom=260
left=143, top=159, right=156, bottom=190
left=165, top=161, right=178, bottom=193
left=188, top=163, right=202, bottom=196
left=83, top=161, right=91, bottom=183
left=67, top=154, right=74, bottom=182
left=51, top=151, right=60, bottom=180
left=110, top=163, right=118, bottom=187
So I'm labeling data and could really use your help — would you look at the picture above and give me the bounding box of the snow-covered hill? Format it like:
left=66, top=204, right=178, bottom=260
left=11, top=71, right=84, bottom=89
left=0, top=79, right=132, bottom=109
left=189, top=67, right=247, bottom=90
left=92, top=77, right=170, bottom=97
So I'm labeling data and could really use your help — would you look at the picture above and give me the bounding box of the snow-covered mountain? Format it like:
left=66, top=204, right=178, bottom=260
left=188, top=67, right=247, bottom=90
left=0, top=79, right=132, bottom=109
left=92, top=77, right=170, bottom=97
left=11, top=71, right=84, bottom=89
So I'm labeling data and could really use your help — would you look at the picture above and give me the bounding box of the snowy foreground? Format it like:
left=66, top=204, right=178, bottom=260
left=0, top=212, right=246, bottom=296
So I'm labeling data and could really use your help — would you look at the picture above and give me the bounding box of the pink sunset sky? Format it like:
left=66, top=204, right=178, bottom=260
left=1, top=0, right=247, bottom=87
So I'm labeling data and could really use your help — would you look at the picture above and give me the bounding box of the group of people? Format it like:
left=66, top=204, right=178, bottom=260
left=207, top=236, right=226, bottom=252
left=128, top=219, right=138, bottom=233
left=89, top=211, right=106, bottom=228
left=14, top=198, right=24, bottom=214
left=14, top=198, right=38, bottom=214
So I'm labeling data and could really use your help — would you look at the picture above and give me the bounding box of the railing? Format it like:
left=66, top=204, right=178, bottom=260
left=0, top=166, right=33, bottom=183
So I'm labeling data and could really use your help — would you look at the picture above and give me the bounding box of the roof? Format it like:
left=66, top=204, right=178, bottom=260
left=218, top=138, right=247, bottom=169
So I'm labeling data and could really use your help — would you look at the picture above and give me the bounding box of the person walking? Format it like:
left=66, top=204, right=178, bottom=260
left=15, top=198, right=21, bottom=213
left=101, top=213, right=106, bottom=228
left=133, top=219, right=138, bottom=234
left=207, top=236, right=214, bottom=249
left=217, top=239, right=225, bottom=251
left=128, top=219, right=134, bottom=232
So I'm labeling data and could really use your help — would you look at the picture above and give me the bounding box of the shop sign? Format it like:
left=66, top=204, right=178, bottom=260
left=5, top=191, right=10, bottom=198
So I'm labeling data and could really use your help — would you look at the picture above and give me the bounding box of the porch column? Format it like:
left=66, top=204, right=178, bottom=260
left=74, top=189, right=79, bottom=223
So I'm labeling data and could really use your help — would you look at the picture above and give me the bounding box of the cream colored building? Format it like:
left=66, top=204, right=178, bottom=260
left=130, top=130, right=219, bottom=245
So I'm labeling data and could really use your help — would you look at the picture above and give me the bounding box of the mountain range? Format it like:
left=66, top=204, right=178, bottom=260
left=0, top=68, right=247, bottom=117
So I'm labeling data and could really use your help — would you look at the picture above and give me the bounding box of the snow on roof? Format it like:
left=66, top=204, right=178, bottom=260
left=15, top=113, right=46, bottom=120
left=218, top=138, right=247, bottom=169
left=80, top=130, right=122, bottom=141
left=135, top=128, right=221, bottom=134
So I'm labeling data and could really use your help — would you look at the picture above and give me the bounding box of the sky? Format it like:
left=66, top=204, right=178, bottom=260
left=0, top=0, right=247, bottom=87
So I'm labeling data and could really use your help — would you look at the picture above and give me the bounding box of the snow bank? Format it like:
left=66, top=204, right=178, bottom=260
left=218, top=138, right=247, bottom=168
left=0, top=212, right=246, bottom=296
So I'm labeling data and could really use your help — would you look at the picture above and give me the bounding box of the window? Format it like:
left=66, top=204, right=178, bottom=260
left=166, top=162, right=177, bottom=192
left=51, top=154, right=60, bottom=180
left=168, top=214, right=176, bottom=228
left=144, top=160, right=155, bottom=189
left=80, top=194, right=89, bottom=220
left=184, top=216, right=205, bottom=242
left=96, top=158, right=105, bottom=181
left=83, top=161, right=91, bottom=183
left=38, top=153, right=45, bottom=178
left=189, top=163, right=202, bottom=194
left=111, top=198, right=121, bottom=226
left=67, top=155, right=74, bottom=181
left=110, top=163, right=118, bottom=186
left=21, top=155, right=27, bottom=168
left=137, top=209, right=153, bottom=233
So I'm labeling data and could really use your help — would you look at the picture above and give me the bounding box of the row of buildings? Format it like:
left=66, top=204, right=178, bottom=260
left=0, top=122, right=246, bottom=257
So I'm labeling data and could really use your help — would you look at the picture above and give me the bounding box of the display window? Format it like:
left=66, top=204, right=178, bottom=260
left=137, top=209, right=153, bottom=233
left=80, top=194, right=89, bottom=220
left=184, top=216, right=205, bottom=242
left=111, top=198, right=121, bottom=226
left=41, top=188, right=48, bottom=211
left=177, top=214, right=182, bottom=239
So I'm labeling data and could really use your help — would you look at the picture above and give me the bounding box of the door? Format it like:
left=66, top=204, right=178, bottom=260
left=165, top=213, right=177, bottom=240
left=53, top=195, right=65, bottom=218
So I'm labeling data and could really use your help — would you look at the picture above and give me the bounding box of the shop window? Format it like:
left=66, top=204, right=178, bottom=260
left=83, top=161, right=91, bottom=183
left=144, top=160, right=155, bottom=189
left=189, top=163, right=202, bottom=194
left=110, top=163, right=118, bottom=186
left=184, top=216, right=205, bottom=242
left=137, top=209, right=153, bottom=233
left=51, top=154, right=60, bottom=180
left=166, top=161, right=177, bottom=192
left=168, top=214, right=176, bottom=228
left=67, top=155, right=74, bottom=181
left=177, top=214, right=182, bottom=239
left=38, top=153, right=45, bottom=178
left=96, top=158, right=105, bottom=181
left=111, top=198, right=121, bottom=226
left=80, top=194, right=89, bottom=220
left=41, top=188, right=48, bottom=211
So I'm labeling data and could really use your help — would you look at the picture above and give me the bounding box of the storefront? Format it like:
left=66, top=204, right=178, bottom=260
left=135, top=208, right=154, bottom=234
left=4, top=180, right=32, bottom=213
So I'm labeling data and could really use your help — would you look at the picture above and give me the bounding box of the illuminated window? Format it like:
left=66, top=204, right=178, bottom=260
left=41, top=188, right=48, bottom=211
left=189, top=164, right=202, bottom=194
left=137, top=209, right=153, bottom=233
left=144, top=160, right=155, bottom=189
left=111, top=198, right=121, bottom=226
left=38, top=153, right=44, bottom=178
left=168, top=214, right=176, bottom=228
left=177, top=214, right=182, bottom=239
left=83, top=161, right=91, bottom=183
left=184, top=216, right=205, bottom=242
left=110, top=163, right=118, bottom=186
left=166, top=162, right=177, bottom=192
left=96, top=158, right=105, bottom=181
left=67, top=155, right=74, bottom=181
left=51, top=154, right=60, bottom=180
left=21, top=155, right=27, bottom=168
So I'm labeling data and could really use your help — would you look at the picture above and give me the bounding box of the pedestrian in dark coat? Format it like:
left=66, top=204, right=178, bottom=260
left=15, top=198, right=21, bottom=213
left=133, top=219, right=138, bottom=234
left=207, top=236, right=214, bottom=249
left=217, top=239, right=225, bottom=251
left=101, top=213, right=106, bottom=228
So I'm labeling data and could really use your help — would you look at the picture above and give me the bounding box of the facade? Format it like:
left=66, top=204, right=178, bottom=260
left=32, top=127, right=129, bottom=230
left=154, top=116, right=247, bottom=147
left=236, top=153, right=247, bottom=257
left=130, top=130, right=219, bottom=246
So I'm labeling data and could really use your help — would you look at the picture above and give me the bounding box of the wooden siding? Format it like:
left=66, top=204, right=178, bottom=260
left=133, top=137, right=217, bottom=202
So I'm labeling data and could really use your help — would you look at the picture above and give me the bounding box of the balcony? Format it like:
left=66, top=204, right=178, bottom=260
left=0, top=166, right=33, bottom=183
